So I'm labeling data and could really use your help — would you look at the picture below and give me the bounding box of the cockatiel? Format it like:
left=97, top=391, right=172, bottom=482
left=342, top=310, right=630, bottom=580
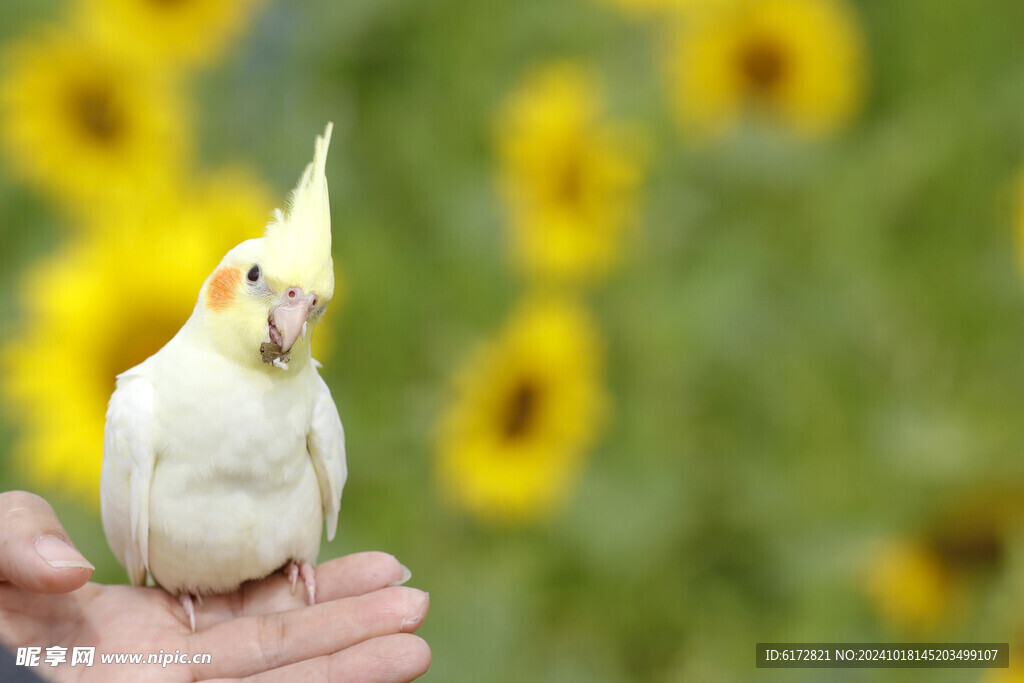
left=100, top=124, right=346, bottom=631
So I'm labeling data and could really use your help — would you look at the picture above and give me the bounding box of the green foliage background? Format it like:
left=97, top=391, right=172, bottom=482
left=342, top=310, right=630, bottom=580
left=5, top=0, right=1024, bottom=680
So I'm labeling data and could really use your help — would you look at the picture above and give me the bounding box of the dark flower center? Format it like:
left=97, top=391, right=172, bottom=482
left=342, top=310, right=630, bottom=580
left=105, top=315, right=181, bottom=393
left=555, top=156, right=584, bottom=207
left=738, top=39, right=788, bottom=92
left=931, top=524, right=1004, bottom=574
left=503, top=381, right=540, bottom=439
left=72, top=84, right=124, bottom=143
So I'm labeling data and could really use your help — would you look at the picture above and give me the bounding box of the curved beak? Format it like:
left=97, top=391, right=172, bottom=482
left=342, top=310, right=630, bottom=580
left=269, top=287, right=315, bottom=354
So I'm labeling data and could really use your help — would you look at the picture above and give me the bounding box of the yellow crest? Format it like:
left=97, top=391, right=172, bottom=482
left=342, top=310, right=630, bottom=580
left=263, top=123, right=335, bottom=298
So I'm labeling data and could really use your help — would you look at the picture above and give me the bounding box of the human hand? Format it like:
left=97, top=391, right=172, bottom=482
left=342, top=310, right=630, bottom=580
left=0, top=491, right=431, bottom=682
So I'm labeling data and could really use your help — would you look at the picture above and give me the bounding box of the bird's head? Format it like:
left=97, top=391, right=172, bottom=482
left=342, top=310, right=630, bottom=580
left=197, top=123, right=335, bottom=372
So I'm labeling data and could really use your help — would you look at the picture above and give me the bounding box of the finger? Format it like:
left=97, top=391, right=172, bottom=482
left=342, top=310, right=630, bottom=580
left=0, top=491, right=94, bottom=593
left=189, top=587, right=429, bottom=679
left=310, top=552, right=414, bottom=600
left=199, top=552, right=412, bottom=624
left=221, top=634, right=432, bottom=683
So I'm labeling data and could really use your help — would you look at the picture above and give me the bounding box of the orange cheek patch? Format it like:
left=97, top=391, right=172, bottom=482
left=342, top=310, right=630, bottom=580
left=205, top=266, right=241, bottom=310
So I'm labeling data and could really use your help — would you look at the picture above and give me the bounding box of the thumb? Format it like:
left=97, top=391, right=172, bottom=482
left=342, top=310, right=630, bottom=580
left=0, top=490, right=94, bottom=593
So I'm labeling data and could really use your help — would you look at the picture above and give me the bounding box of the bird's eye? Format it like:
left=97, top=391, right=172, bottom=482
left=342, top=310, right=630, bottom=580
left=247, top=265, right=261, bottom=283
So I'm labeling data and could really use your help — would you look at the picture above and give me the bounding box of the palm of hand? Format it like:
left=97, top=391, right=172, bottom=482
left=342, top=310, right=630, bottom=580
left=0, top=554, right=429, bottom=682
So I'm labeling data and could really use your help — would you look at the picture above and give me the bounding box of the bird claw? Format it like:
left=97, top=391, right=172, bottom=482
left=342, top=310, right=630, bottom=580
left=287, top=562, right=299, bottom=593
left=179, top=593, right=197, bottom=633
left=285, top=561, right=316, bottom=605
left=300, top=562, right=316, bottom=605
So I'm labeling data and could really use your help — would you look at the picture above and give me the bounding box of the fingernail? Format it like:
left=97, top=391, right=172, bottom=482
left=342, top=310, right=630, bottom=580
left=401, top=591, right=429, bottom=631
left=35, top=535, right=94, bottom=570
left=389, top=564, right=412, bottom=587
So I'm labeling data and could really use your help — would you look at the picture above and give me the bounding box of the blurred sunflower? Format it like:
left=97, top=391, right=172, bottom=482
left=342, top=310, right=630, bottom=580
left=665, top=0, right=865, bottom=139
left=496, top=62, right=645, bottom=284
left=1, top=173, right=275, bottom=507
left=73, top=0, right=264, bottom=68
left=0, top=27, right=188, bottom=212
left=436, top=296, right=607, bottom=524
left=863, top=496, right=1011, bottom=633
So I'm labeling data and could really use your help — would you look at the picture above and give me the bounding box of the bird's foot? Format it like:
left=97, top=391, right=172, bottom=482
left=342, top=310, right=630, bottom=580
left=178, top=593, right=199, bottom=633
left=286, top=561, right=317, bottom=605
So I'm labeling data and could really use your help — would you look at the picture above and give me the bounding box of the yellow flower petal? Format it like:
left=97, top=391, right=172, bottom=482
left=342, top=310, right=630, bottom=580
left=73, top=0, right=265, bottom=68
left=862, top=539, right=956, bottom=633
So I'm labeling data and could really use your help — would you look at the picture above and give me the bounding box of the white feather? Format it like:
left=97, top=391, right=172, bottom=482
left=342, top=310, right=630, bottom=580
left=308, top=374, right=347, bottom=541
left=100, top=368, right=156, bottom=586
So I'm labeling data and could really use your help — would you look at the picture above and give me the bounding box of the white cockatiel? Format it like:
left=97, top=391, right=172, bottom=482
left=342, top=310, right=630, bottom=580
left=100, top=124, right=346, bottom=631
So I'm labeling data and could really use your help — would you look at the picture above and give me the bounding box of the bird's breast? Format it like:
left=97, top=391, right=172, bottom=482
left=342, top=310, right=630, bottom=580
left=144, top=345, right=324, bottom=594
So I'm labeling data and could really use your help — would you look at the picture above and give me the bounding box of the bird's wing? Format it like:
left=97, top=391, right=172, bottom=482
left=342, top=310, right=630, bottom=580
left=307, top=373, right=347, bottom=541
left=100, top=370, right=156, bottom=586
